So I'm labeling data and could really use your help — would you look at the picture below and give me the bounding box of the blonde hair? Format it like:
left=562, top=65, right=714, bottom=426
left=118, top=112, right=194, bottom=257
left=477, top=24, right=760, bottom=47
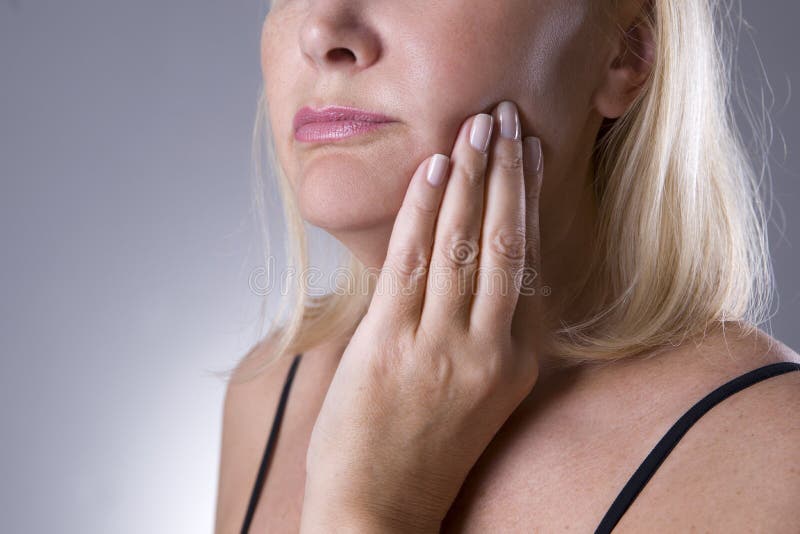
left=227, top=0, right=777, bottom=383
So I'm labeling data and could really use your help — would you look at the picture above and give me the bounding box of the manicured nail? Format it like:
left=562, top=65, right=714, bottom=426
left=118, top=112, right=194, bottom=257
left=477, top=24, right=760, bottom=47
left=524, top=137, right=542, bottom=173
left=426, top=154, right=449, bottom=187
left=498, top=101, right=520, bottom=140
left=469, top=114, right=493, bottom=153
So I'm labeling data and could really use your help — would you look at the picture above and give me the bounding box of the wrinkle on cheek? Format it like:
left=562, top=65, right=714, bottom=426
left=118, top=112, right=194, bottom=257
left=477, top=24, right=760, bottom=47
left=522, top=5, right=596, bottom=103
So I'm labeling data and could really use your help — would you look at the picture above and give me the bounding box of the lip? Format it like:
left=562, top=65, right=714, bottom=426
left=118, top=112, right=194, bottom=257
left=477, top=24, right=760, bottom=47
left=293, top=105, right=398, bottom=143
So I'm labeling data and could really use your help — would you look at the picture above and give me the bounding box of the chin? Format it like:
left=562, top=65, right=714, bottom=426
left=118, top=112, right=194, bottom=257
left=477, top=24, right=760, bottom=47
left=294, top=155, right=407, bottom=233
left=296, top=176, right=396, bottom=233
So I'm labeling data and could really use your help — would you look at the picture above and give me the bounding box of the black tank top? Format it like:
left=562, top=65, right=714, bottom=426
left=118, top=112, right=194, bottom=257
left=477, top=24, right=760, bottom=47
left=239, top=355, right=800, bottom=533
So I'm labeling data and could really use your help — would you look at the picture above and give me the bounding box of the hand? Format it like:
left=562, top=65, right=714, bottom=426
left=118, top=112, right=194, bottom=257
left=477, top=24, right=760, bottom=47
left=300, top=100, right=545, bottom=533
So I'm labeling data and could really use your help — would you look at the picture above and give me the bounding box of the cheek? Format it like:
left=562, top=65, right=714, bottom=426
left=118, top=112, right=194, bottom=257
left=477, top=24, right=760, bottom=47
left=516, top=8, right=601, bottom=150
left=261, top=27, right=289, bottom=104
left=261, top=18, right=303, bottom=178
left=402, top=11, right=514, bottom=104
left=400, top=3, right=593, bottom=147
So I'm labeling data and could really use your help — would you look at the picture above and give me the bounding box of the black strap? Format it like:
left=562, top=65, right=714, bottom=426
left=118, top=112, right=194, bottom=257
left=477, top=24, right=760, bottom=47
left=240, top=353, right=304, bottom=534
left=595, top=361, right=800, bottom=533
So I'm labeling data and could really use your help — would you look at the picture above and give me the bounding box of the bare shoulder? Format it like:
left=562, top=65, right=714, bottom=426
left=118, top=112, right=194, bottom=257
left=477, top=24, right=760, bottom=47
left=617, top=327, right=800, bottom=532
left=442, top=325, right=800, bottom=533
left=213, top=331, right=346, bottom=533
left=213, top=334, right=300, bottom=534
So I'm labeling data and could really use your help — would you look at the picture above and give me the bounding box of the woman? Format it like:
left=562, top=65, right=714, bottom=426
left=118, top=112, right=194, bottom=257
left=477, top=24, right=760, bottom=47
left=215, top=0, right=800, bottom=532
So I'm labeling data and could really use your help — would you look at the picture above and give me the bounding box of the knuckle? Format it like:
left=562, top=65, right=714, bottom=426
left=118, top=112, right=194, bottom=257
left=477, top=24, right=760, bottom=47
left=369, top=333, right=415, bottom=376
left=438, top=234, right=480, bottom=269
left=526, top=183, right=541, bottom=202
left=410, top=197, right=438, bottom=218
left=517, top=240, right=541, bottom=296
left=498, top=152, right=524, bottom=174
left=374, top=332, right=454, bottom=388
left=387, top=246, right=429, bottom=281
left=525, top=235, right=541, bottom=268
left=467, top=350, right=508, bottom=400
left=489, top=225, right=527, bottom=262
left=456, top=159, right=486, bottom=186
left=416, top=350, right=456, bottom=392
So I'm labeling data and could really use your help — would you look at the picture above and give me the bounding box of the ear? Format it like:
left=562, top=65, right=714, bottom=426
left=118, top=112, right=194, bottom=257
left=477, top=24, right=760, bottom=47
left=593, top=1, right=656, bottom=119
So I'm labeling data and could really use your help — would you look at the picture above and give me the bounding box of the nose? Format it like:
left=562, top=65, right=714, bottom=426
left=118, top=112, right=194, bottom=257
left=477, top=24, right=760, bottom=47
left=299, top=1, right=382, bottom=75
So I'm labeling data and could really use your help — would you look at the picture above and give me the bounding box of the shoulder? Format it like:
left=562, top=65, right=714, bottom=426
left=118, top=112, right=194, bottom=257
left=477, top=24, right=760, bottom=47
left=213, top=332, right=345, bottom=533
left=618, top=327, right=800, bottom=531
left=220, top=333, right=300, bottom=456
left=445, top=325, right=800, bottom=532
left=214, top=333, right=300, bottom=534
left=687, top=331, right=799, bottom=528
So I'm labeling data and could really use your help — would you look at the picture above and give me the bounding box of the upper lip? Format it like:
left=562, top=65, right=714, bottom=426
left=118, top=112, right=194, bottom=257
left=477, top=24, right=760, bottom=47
left=293, top=105, right=397, bottom=132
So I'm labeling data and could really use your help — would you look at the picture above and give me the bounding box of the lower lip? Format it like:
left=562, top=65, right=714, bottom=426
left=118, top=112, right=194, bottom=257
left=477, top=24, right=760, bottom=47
left=294, top=120, right=395, bottom=143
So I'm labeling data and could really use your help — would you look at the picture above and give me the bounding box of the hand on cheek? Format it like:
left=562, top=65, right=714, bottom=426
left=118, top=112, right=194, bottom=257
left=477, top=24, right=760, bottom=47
left=300, top=101, right=546, bottom=534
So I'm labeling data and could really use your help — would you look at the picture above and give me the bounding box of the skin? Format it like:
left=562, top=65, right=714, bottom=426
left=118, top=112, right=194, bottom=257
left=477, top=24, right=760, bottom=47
left=213, top=0, right=800, bottom=532
left=261, top=0, right=626, bottom=341
left=300, top=100, right=548, bottom=531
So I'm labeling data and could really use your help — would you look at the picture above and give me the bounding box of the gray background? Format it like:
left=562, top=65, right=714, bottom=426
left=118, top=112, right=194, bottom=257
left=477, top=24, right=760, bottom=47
left=0, top=1, right=797, bottom=533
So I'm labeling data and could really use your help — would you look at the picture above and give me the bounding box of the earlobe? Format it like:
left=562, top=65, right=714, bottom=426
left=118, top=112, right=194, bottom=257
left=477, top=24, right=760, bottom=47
left=593, top=13, right=656, bottom=119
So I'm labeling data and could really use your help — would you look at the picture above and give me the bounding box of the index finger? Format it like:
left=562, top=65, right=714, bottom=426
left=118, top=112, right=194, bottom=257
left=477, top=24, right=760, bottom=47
left=368, top=153, right=451, bottom=327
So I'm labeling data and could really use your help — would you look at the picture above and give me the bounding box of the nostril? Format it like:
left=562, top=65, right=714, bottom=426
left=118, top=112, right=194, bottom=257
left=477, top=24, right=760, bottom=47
left=327, top=48, right=356, bottom=62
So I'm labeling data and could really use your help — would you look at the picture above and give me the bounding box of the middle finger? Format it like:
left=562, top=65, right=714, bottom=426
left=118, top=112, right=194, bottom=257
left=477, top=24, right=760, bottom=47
left=419, top=112, right=494, bottom=331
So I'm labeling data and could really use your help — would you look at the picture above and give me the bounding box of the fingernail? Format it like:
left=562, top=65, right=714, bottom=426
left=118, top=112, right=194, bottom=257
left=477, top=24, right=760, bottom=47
left=426, top=154, right=449, bottom=187
left=498, top=101, right=520, bottom=140
left=469, top=114, right=493, bottom=153
left=523, top=137, right=542, bottom=173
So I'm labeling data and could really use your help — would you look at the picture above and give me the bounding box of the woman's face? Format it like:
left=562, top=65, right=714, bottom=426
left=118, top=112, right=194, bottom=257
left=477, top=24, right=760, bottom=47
left=261, top=0, right=618, bottom=266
